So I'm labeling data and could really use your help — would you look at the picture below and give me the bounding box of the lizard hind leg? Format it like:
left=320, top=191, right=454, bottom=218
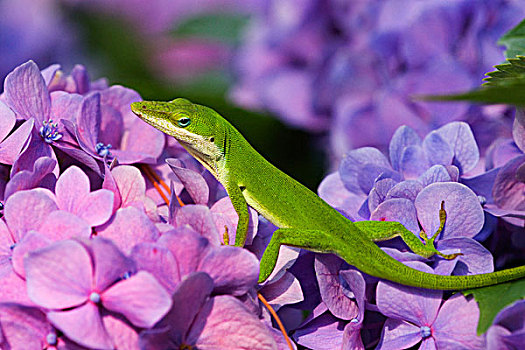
left=258, top=228, right=337, bottom=283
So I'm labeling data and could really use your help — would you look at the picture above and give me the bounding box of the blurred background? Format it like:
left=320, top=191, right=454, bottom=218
left=2, top=0, right=524, bottom=189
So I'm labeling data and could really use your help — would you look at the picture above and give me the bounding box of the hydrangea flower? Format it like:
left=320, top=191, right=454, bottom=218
left=24, top=237, right=172, bottom=349
left=319, top=122, right=483, bottom=221
left=485, top=299, right=525, bottom=349
left=2, top=61, right=165, bottom=177
left=376, top=262, right=483, bottom=349
left=0, top=0, right=75, bottom=84
left=140, top=272, right=279, bottom=350
left=230, top=0, right=525, bottom=162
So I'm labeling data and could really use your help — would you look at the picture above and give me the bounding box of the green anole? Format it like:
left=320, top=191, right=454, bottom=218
left=131, top=98, right=525, bottom=290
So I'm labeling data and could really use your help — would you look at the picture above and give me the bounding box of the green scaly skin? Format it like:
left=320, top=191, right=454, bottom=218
left=131, top=98, right=525, bottom=290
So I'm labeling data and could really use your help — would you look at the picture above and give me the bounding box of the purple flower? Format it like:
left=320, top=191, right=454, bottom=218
left=140, top=272, right=278, bottom=349
left=0, top=304, right=61, bottom=349
left=3, top=156, right=56, bottom=200
left=2, top=61, right=165, bottom=176
left=293, top=255, right=366, bottom=350
left=131, top=225, right=259, bottom=296
left=24, top=237, right=172, bottom=349
left=230, top=0, right=525, bottom=162
left=54, top=165, right=114, bottom=228
left=0, top=101, right=33, bottom=166
left=376, top=261, right=483, bottom=349
left=0, top=0, right=75, bottom=84
left=319, top=122, right=482, bottom=221
left=71, top=86, right=165, bottom=165
left=486, top=299, right=525, bottom=350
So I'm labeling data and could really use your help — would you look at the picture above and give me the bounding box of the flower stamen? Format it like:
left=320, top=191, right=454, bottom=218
left=40, top=119, right=63, bottom=144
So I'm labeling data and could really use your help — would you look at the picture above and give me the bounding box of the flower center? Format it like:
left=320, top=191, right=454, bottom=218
left=40, top=119, right=62, bottom=144
left=477, top=195, right=487, bottom=206
left=95, top=142, right=112, bottom=157
left=46, top=332, right=58, bottom=346
left=89, top=292, right=101, bottom=303
left=420, top=325, right=432, bottom=339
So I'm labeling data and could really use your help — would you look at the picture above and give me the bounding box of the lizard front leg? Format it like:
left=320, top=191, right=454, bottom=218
left=354, top=201, right=461, bottom=260
left=224, top=181, right=250, bottom=247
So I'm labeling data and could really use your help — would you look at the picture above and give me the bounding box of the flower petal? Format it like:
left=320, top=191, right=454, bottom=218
left=418, top=164, right=452, bottom=186
left=0, top=304, right=52, bottom=349
left=415, top=182, right=484, bottom=239
left=376, top=318, right=422, bottom=350
left=4, top=156, right=57, bottom=200
left=370, top=198, right=420, bottom=234
left=433, top=237, right=494, bottom=276
left=11, top=231, right=52, bottom=278
left=118, top=118, right=165, bottom=163
left=112, top=165, right=146, bottom=208
left=102, top=271, right=172, bottom=328
left=0, top=118, right=33, bottom=165
left=47, top=302, right=112, bottom=349
left=87, top=237, right=135, bottom=292
left=75, top=189, right=114, bottom=227
left=151, top=272, right=213, bottom=345
left=315, top=254, right=359, bottom=320
left=198, top=245, right=259, bottom=296
left=294, top=312, right=348, bottom=350
left=435, top=122, right=479, bottom=174
left=422, top=131, right=454, bottom=167
left=4, top=61, right=50, bottom=124
left=174, top=205, right=221, bottom=245
left=166, top=158, right=209, bottom=205
left=4, top=188, right=58, bottom=240
left=210, top=196, right=258, bottom=246
left=399, top=145, right=428, bottom=179
left=25, top=240, right=91, bottom=309
left=55, top=166, right=90, bottom=212
left=130, top=242, right=180, bottom=294
left=433, top=294, right=483, bottom=349
left=385, top=180, right=423, bottom=202
left=37, top=210, right=91, bottom=241
left=97, top=207, right=160, bottom=253
left=158, top=229, right=210, bottom=278
left=191, top=295, right=278, bottom=349
left=389, top=125, right=422, bottom=172
left=339, top=147, right=392, bottom=194
left=75, top=93, right=101, bottom=153
left=376, top=261, right=442, bottom=326
left=0, top=101, right=17, bottom=141
left=259, top=271, right=303, bottom=311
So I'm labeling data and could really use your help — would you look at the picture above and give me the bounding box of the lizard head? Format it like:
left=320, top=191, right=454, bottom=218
left=131, top=98, right=225, bottom=176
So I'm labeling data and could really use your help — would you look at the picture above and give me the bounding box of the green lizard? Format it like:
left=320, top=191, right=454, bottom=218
left=131, top=98, right=525, bottom=290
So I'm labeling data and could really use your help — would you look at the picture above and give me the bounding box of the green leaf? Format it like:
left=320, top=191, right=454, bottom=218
left=171, top=12, right=250, bottom=44
left=419, top=19, right=525, bottom=106
left=419, top=56, right=525, bottom=106
left=483, top=56, right=525, bottom=86
left=499, top=18, right=525, bottom=59
left=463, top=278, right=525, bottom=335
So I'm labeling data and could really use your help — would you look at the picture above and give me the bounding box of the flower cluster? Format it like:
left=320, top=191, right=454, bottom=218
left=0, top=0, right=76, bottom=84
left=230, top=0, right=525, bottom=162
left=296, top=118, right=525, bottom=349
left=1, top=59, right=523, bottom=350
left=0, top=61, right=301, bottom=349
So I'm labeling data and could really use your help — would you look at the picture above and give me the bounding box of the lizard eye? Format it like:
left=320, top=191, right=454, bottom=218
left=177, top=117, right=191, bottom=128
